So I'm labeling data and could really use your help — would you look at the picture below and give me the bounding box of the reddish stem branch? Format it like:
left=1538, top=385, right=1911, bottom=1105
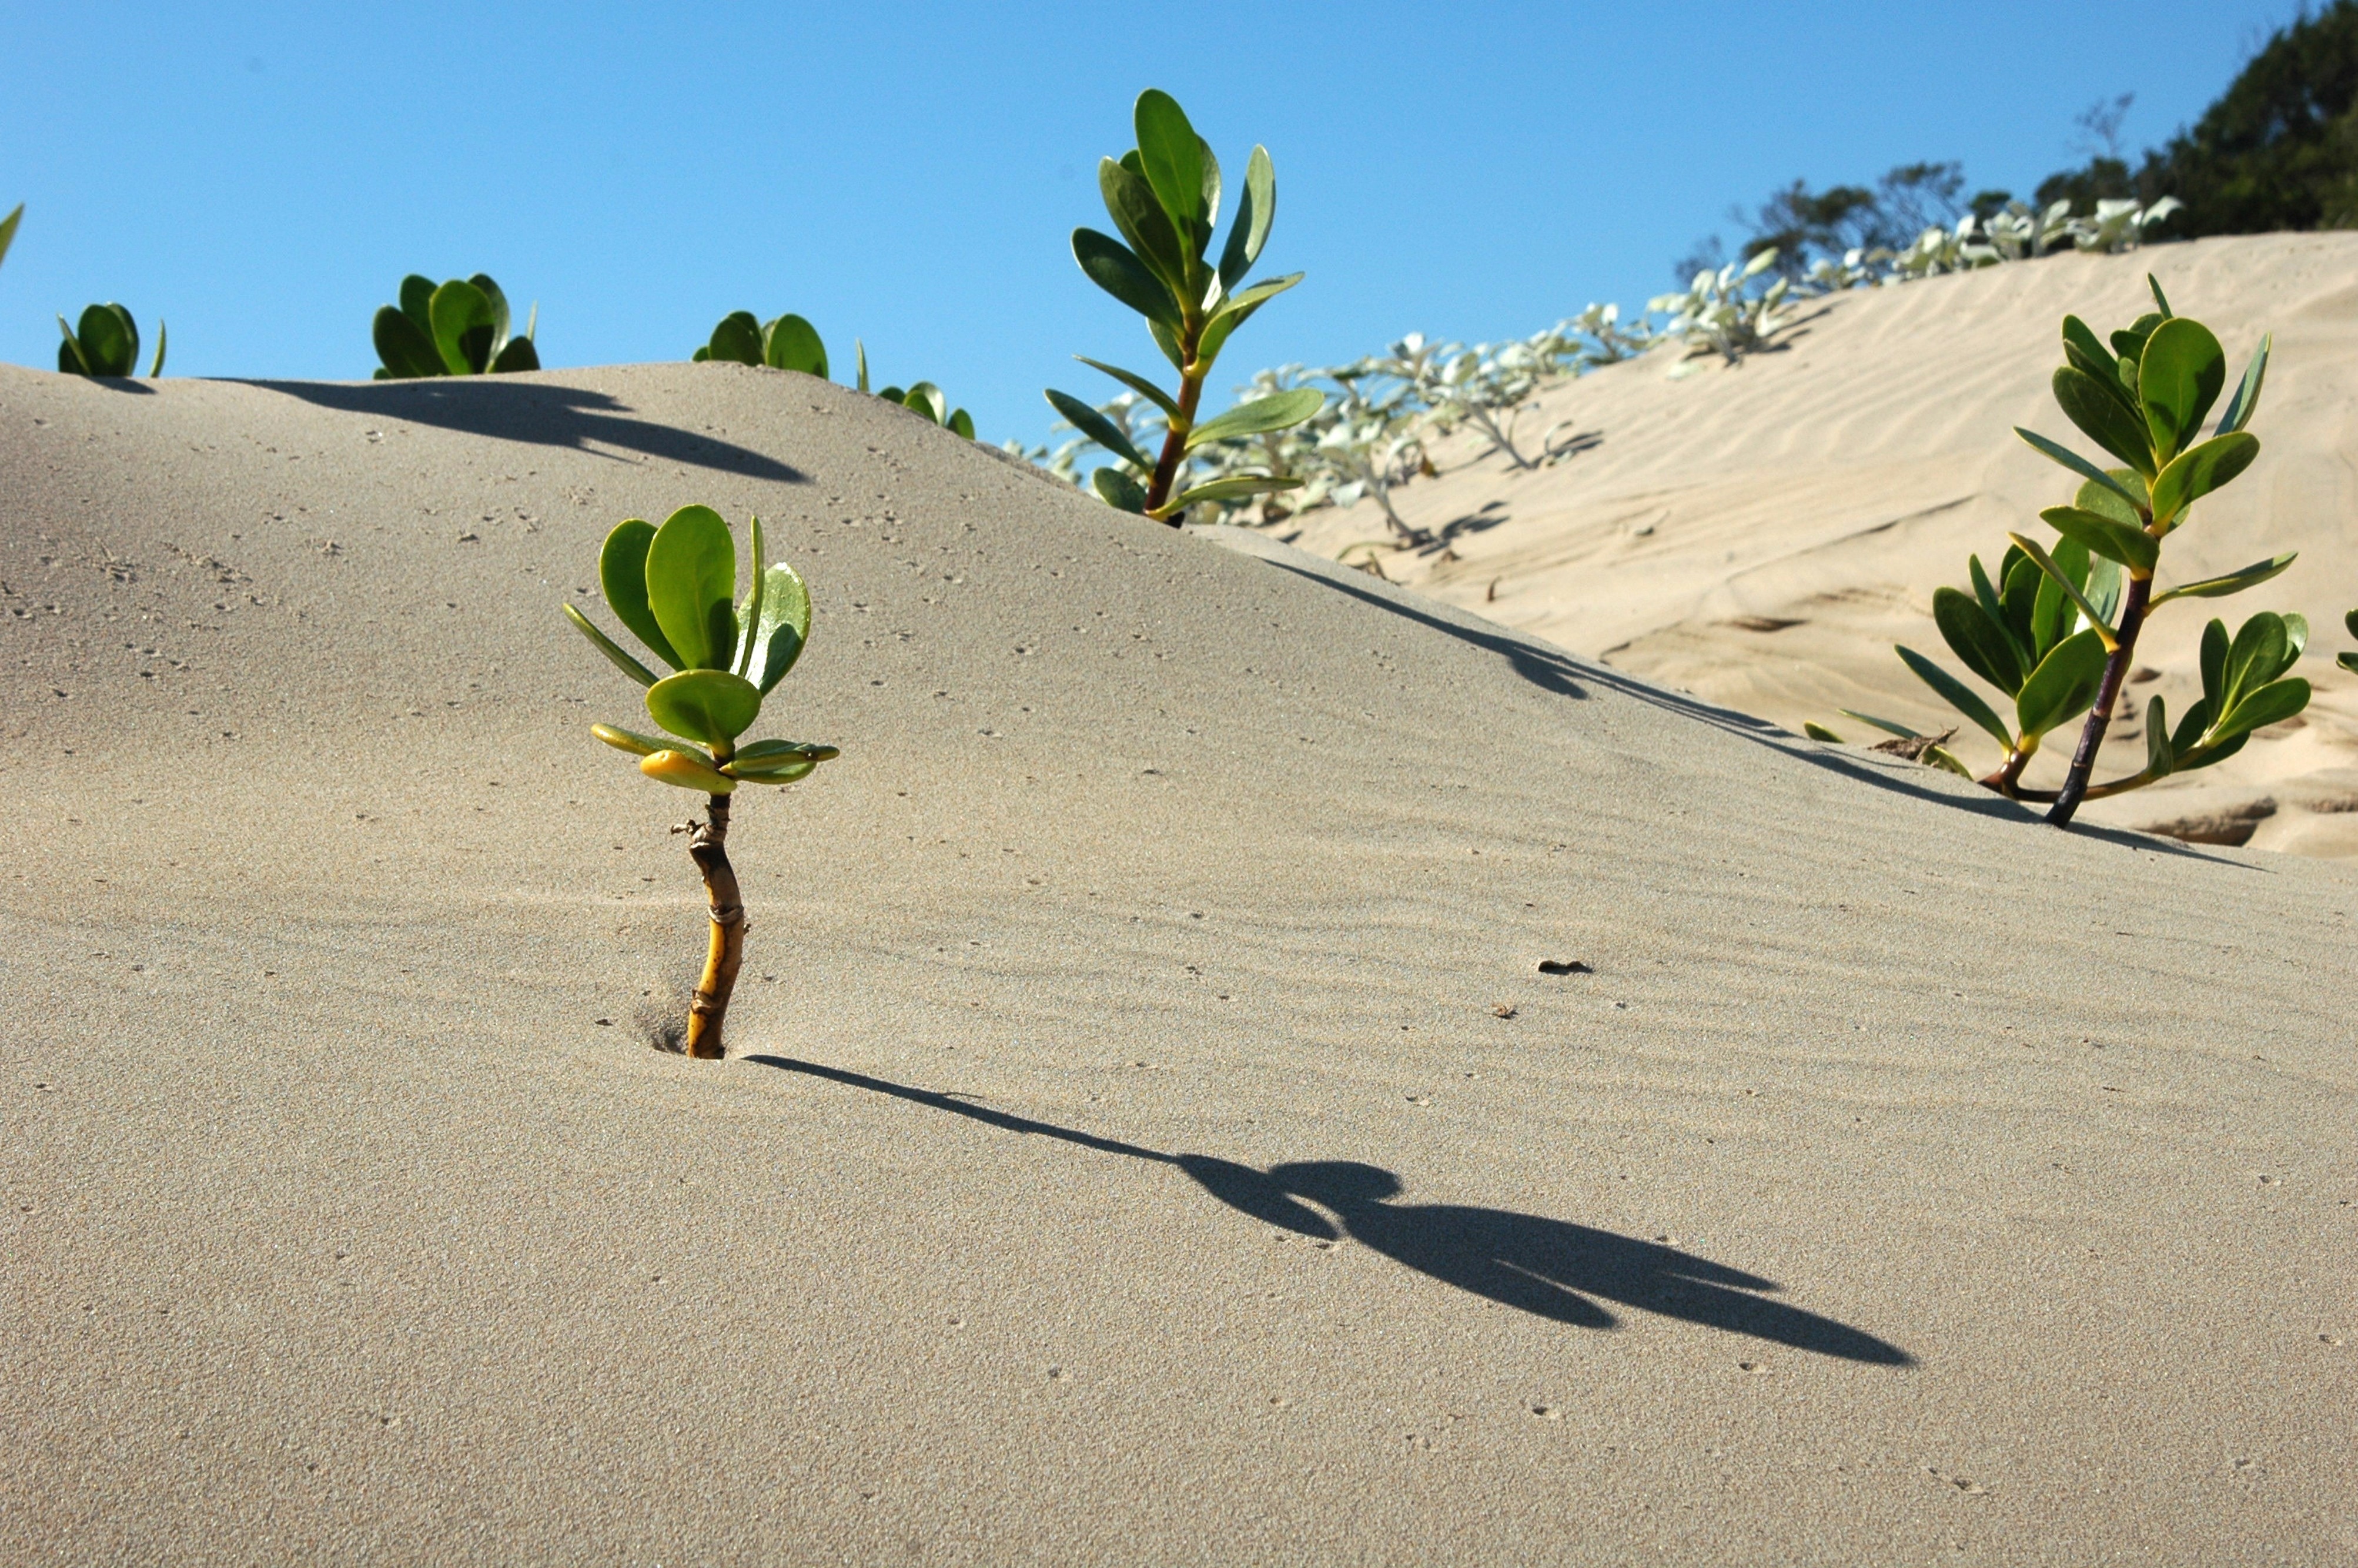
left=2046, top=576, right=2152, bottom=829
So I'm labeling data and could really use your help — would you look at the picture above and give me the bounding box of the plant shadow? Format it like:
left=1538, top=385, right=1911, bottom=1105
left=745, top=1055, right=1912, bottom=1365
left=246, top=376, right=805, bottom=482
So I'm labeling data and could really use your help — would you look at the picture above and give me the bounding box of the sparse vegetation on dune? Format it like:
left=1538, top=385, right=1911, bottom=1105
left=372, top=273, right=539, bottom=379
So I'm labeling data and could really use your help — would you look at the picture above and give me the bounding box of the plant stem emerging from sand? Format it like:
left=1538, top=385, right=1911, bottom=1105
left=1143, top=347, right=1206, bottom=520
left=2046, top=576, right=2152, bottom=828
left=684, top=792, right=744, bottom=1059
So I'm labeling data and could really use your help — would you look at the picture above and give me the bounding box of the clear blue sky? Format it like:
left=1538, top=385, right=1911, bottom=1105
left=0, top=1, right=2305, bottom=449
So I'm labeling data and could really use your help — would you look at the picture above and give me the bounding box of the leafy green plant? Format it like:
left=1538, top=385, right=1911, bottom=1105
left=1831, top=279, right=2302, bottom=826
left=694, top=310, right=828, bottom=376
left=58, top=302, right=164, bottom=377
left=857, top=342, right=974, bottom=437
left=1045, top=88, right=1323, bottom=524
left=373, top=273, right=540, bottom=379
left=563, top=504, right=839, bottom=1058
left=2340, top=611, right=2358, bottom=676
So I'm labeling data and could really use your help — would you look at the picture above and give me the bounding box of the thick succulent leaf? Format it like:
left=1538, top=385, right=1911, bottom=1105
left=2000, top=553, right=2042, bottom=659
left=1149, top=317, right=1185, bottom=372
left=2138, top=317, right=2226, bottom=462
left=2075, top=472, right=2145, bottom=528
left=2008, top=533, right=2116, bottom=650
left=641, top=750, right=737, bottom=793
left=148, top=320, right=166, bottom=377
left=2285, top=611, right=2310, bottom=660
left=71, top=304, right=136, bottom=376
left=1045, top=389, right=1151, bottom=470
left=947, top=408, right=975, bottom=439
left=1093, top=466, right=1148, bottom=513
left=2346, top=608, right=2358, bottom=642
left=691, top=346, right=711, bottom=363
left=2144, top=696, right=2173, bottom=779
left=1198, top=273, right=1304, bottom=369
left=2083, top=553, right=2123, bottom=630
left=734, top=515, right=767, bottom=677
left=2340, top=651, right=2358, bottom=675
left=56, top=318, right=92, bottom=375
left=2041, top=504, right=2157, bottom=574
left=2061, top=316, right=2130, bottom=405
left=2176, top=731, right=2251, bottom=774
left=1073, top=228, right=1179, bottom=327
left=1896, top=643, right=2015, bottom=749
left=2218, top=676, right=2310, bottom=739
left=2028, top=535, right=2089, bottom=658
left=1802, top=721, right=1845, bottom=743
left=1835, top=707, right=1931, bottom=741
left=2016, top=427, right=2148, bottom=516
left=1921, top=746, right=1975, bottom=779
left=902, top=382, right=948, bottom=424
left=2222, top=613, right=2292, bottom=715
left=489, top=336, right=539, bottom=373
left=2199, top=617, right=2230, bottom=709
left=725, top=757, right=817, bottom=785
left=2148, top=274, right=2173, bottom=317
left=2150, top=554, right=2292, bottom=608
left=645, top=668, right=762, bottom=745
left=751, top=561, right=812, bottom=694
left=2173, top=693, right=2215, bottom=755
left=762, top=313, right=827, bottom=377
left=1133, top=89, right=1208, bottom=233
left=563, top=604, right=660, bottom=687
left=468, top=274, right=512, bottom=346
left=2015, top=628, right=2109, bottom=740
left=1968, top=554, right=2009, bottom=646
left=2149, top=432, right=2260, bottom=528
left=373, top=306, right=444, bottom=379
left=398, top=274, right=436, bottom=332
left=730, top=738, right=838, bottom=769
left=645, top=505, right=739, bottom=670
left=591, top=723, right=704, bottom=762
left=1218, top=145, right=1276, bottom=290
left=428, top=279, right=497, bottom=374
left=708, top=310, right=763, bottom=365
left=2053, top=366, right=2156, bottom=474
left=1932, top=587, right=2023, bottom=694
left=1099, top=156, right=1190, bottom=289
left=1073, top=356, right=1181, bottom=419
left=1183, top=387, right=1325, bottom=451
left=598, top=519, right=683, bottom=670
left=2215, top=335, right=2270, bottom=436
left=1152, top=474, right=1305, bottom=516
left=0, top=203, right=21, bottom=269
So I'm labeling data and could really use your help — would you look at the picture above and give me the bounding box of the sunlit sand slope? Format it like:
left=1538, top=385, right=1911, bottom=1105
left=3, top=362, right=2352, bottom=1564
left=1290, top=232, right=2358, bottom=857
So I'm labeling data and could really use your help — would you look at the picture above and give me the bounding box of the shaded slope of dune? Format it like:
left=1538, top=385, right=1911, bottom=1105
left=3, top=363, right=2352, bottom=1564
left=1289, top=232, right=2358, bottom=857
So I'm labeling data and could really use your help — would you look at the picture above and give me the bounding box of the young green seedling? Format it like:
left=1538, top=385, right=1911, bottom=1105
left=694, top=311, right=829, bottom=376
left=564, top=505, right=839, bottom=1058
left=1845, top=279, right=2305, bottom=823
left=57, top=302, right=165, bottom=377
left=1046, top=88, right=1323, bottom=523
left=373, top=273, right=540, bottom=379
left=852, top=341, right=976, bottom=437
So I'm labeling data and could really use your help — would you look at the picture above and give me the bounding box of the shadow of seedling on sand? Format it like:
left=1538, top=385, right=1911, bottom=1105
left=748, top=1056, right=1911, bottom=1365
left=249, top=378, right=805, bottom=482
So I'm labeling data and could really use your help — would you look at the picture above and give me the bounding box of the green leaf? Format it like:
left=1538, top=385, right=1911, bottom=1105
left=2136, top=317, right=2226, bottom=463
left=2200, top=617, right=2230, bottom=711
left=2143, top=695, right=2173, bottom=779
left=591, top=724, right=704, bottom=763
left=1149, top=318, right=1185, bottom=372
left=1921, top=746, right=1975, bottom=779
left=2075, top=472, right=2146, bottom=528
left=2083, top=551, right=2123, bottom=630
left=2222, top=612, right=2293, bottom=716
left=641, top=749, right=737, bottom=793
left=1098, top=156, right=1190, bottom=290
left=734, top=515, right=767, bottom=677
left=1045, top=389, right=1150, bottom=470
left=429, top=278, right=496, bottom=374
left=2014, top=628, right=2109, bottom=740
left=1932, top=586, right=2023, bottom=694
left=55, top=317, right=91, bottom=376
left=855, top=337, right=869, bottom=393
left=2150, top=551, right=2296, bottom=607
left=902, top=382, right=948, bottom=424
left=1072, top=228, right=1179, bottom=327
left=762, top=313, right=827, bottom=377
left=0, top=203, right=21, bottom=270
left=1802, top=721, right=1845, bottom=743
left=2149, top=432, right=2259, bottom=529
left=598, top=519, right=683, bottom=670
left=2029, top=535, right=2089, bottom=657
left=373, top=305, right=444, bottom=378
left=2173, top=692, right=2215, bottom=755
left=2041, top=504, right=2156, bottom=573
left=1835, top=707, right=1931, bottom=741
left=1218, top=145, right=1276, bottom=291
left=1133, top=89, right=1208, bottom=235
left=2015, top=427, right=2147, bottom=516
left=399, top=274, right=435, bottom=333
left=490, top=336, right=539, bottom=373
left=644, top=504, right=738, bottom=670
left=2218, top=677, right=2310, bottom=739
left=725, top=758, right=818, bottom=785
left=1152, top=475, right=1305, bottom=516
left=1197, top=272, right=1305, bottom=368
left=148, top=319, right=166, bottom=377
left=731, top=738, right=837, bottom=770
left=1093, top=466, right=1148, bottom=513
left=1074, top=356, right=1181, bottom=419
left=1895, top=644, right=2015, bottom=749
left=2148, top=274, right=2173, bottom=316
left=564, top=604, right=661, bottom=687
left=469, top=274, right=512, bottom=346
left=2053, top=366, right=2156, bottom=474
left=1999, top=552, right=2042, bottom=661
left=1183, top=387, right=1325, bottom=451
left=2344, top=607, right=2357, bottom=643
left=2340, top=651, right=2358, bottom=676
left=753, top=562, right=812, bottom=694
left=947, top=409, right=975, bottom=439
left=2214, top=335, right=2269, bottom=436
left=708, top=310, right=762, bottom=365
left=2061, top=316, right=2131, bottom=406
left=645, top=668, right=762, bottom=745
left=2008, top=533, right=2117, bottom=650
left=75, top=304, right=138, bottom=376
left=1968, top=555, right=2010, bottom=650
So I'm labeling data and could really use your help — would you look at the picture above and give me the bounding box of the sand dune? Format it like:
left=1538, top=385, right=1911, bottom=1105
left=4, top=362, right=2353, bottom=1563
left=1288, top=232, right=2358, bottom=857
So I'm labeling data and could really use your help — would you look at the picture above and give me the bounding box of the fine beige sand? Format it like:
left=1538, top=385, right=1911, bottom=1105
left=1289, top=232, right=2358, bottom=857
left=4, top=359, right=2353, bottom=1564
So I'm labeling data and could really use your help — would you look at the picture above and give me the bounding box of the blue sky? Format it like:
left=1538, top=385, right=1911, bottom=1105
left=0, top=1, right=2305, bottom=449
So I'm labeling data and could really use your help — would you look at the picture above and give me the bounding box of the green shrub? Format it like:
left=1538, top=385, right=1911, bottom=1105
left=694, top=310, right=827, bottom=375
left=563, top=505, right=838, bottom=1058
left=58, top=302, right=164, bottom=377
left=373, top=273, right=539, bottom=379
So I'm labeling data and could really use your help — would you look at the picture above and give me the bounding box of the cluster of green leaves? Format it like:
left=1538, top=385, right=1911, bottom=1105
left=1046, top=89, right=1323, bottom=523
left=856, top=342, right=974, bottom=437
left=373, top=274, right=540, bottom=379
left=564, top=505, right=838, bottom=792
left=57, top=302, right=164, bottom=377
left=694, top=310, right=828, bottom=376
left=1825, top=278, right=2302, bottom=812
